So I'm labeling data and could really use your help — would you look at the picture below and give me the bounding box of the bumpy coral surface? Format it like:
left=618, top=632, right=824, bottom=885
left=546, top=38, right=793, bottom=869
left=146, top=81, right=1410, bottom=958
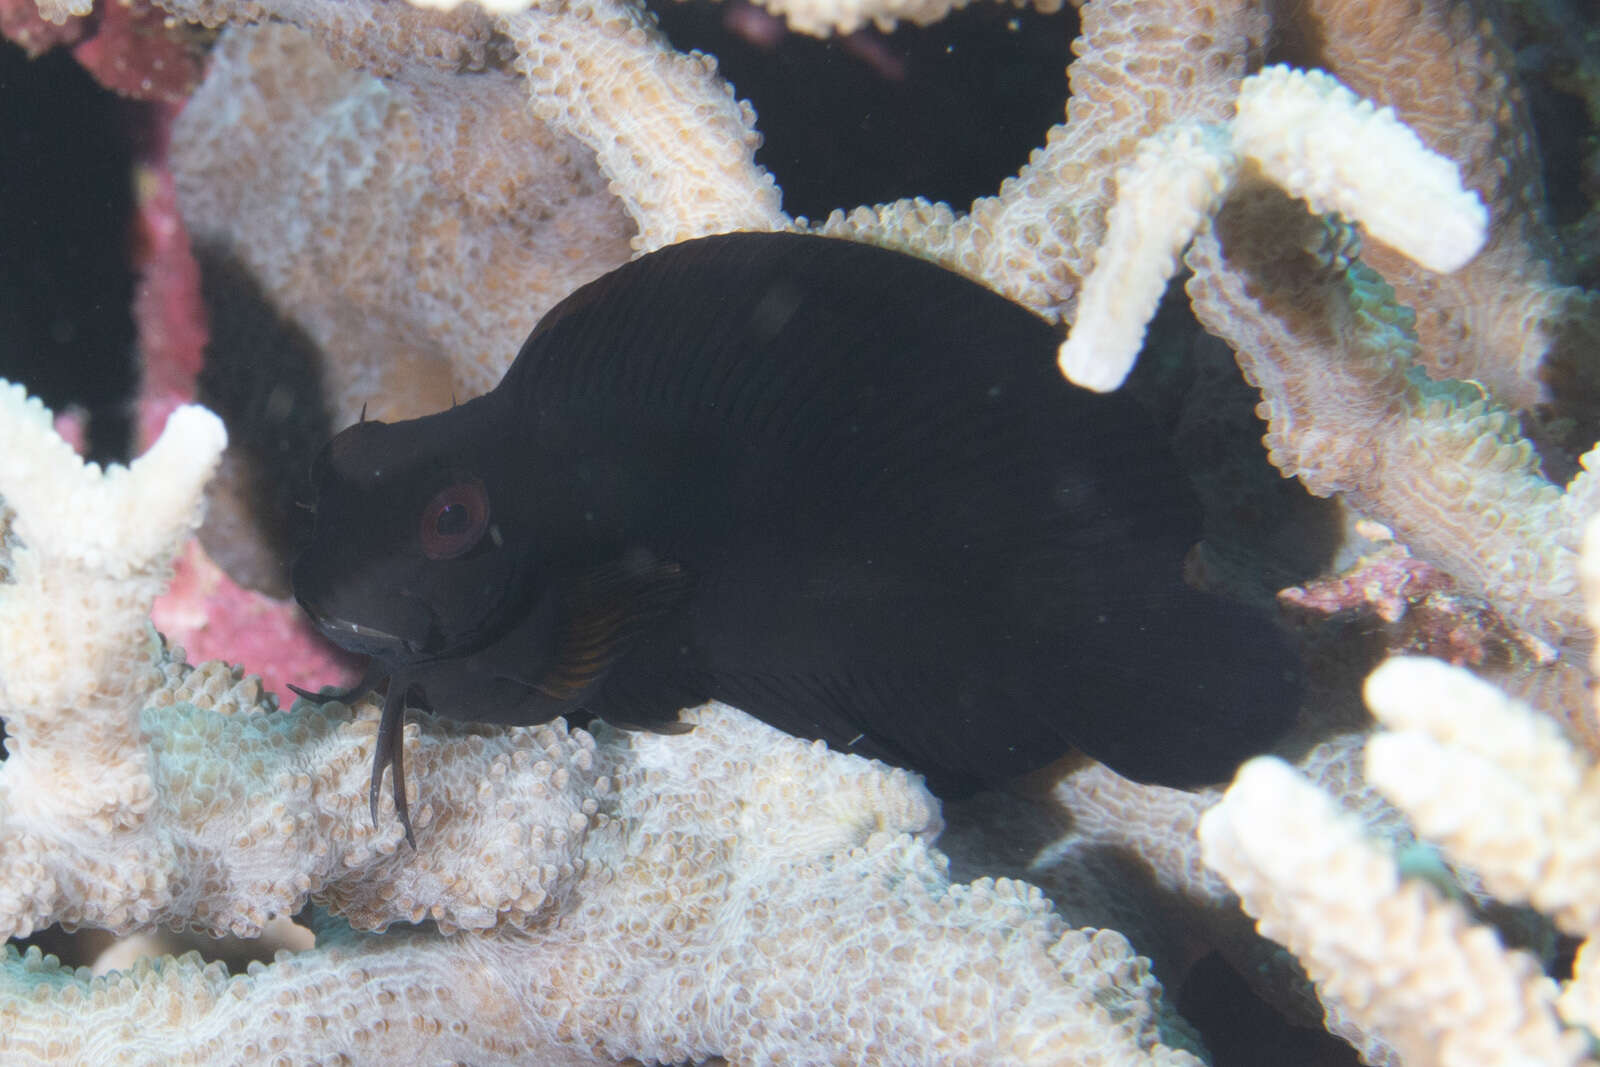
left=1194, top=519, right=1600, bottom=1067
left=0, top=383, right=1198, bottom=1064
left=173, top=20, right=636, bottom=425
left=5, top=0, right=1600, bottom=1061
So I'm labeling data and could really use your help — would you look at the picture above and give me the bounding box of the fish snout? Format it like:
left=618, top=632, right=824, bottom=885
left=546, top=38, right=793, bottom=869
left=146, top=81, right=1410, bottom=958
left=293, top=582, right=436, bottom=659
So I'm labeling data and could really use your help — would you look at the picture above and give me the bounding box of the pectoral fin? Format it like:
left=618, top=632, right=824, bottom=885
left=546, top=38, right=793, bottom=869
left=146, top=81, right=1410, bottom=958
left=531, top=553, right=694, bottom=708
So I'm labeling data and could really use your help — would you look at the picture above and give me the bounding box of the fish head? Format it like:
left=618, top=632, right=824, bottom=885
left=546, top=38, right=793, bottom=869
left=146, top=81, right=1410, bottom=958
left=292, top=405, right=541, bottom=665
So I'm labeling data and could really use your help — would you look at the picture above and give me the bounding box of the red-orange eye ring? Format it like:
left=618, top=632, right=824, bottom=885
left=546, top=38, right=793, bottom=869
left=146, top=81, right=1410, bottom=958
left=419, top=477, right=489, bottom=560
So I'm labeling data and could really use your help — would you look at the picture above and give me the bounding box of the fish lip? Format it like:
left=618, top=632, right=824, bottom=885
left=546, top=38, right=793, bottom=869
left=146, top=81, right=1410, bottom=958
left=311, top=615, right=413, bottom=657
left=320, top=617, right=401, bottom=642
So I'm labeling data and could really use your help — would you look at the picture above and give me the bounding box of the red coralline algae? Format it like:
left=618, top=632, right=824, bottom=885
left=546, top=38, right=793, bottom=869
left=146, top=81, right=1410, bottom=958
left=1279, top=545, right=1533, bottom=670
left=131, top=121, right=208, bottom=452
left=50, top=407, right=90, bottom=454
left=1279, top=547, right=1452, bottom=626
left=151, top=539, right=364, bottom=707
left=1, top=0, right=203, bottom=102
left=74, top=0, right=204, bottom=103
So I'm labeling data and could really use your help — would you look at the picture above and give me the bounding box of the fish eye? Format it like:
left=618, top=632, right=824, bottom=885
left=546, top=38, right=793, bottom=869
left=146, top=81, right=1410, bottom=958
left=419, top=477, right=490, bottom=560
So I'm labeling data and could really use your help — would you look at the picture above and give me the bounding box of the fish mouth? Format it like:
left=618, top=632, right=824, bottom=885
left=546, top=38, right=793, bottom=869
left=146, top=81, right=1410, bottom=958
left=310, top=615, right=421, bottom=658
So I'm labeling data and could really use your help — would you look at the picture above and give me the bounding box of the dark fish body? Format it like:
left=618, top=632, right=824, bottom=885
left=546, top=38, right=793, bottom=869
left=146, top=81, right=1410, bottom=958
left=292, top=232, right=1299, bottom=835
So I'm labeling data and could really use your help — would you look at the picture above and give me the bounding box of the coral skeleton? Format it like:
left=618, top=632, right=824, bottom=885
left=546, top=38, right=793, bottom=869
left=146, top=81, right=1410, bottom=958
left=1059, top=64, right=1489, bottom=392
left=1196, top=515, right=1600, bottom=1066
left=1198, top=651, right=1600, bottom=1062
left=0, top=385, right=1199, bottom=1062
left=3, top=0, right=1599, bottom=1061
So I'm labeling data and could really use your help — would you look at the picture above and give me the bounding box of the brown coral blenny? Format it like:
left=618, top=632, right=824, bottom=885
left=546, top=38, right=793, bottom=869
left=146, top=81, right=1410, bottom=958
left=291, top=232, right=1301, bottom=842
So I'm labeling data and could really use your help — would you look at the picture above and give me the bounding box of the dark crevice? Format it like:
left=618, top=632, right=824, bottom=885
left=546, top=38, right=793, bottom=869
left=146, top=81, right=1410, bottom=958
left=646, top=0, right=1074, bottom=220
left=0, top=41, right=138, bottom=462
left=1178, top=952, right=1362, bottom=1067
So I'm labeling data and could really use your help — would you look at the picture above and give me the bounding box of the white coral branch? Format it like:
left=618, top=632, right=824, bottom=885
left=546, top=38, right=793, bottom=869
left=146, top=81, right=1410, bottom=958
left=0, top=383, right=225, bottom=831
left=502, top=0, right=788, bottom=250
left=0, top=381, right=1197, bottom=1062
left=0, top=385, right=223, bottom=588
left=1364, top=656, right=1600, bottom=937
left=1234, top=66, right=1488, bottom=275
left=1199, top=517, right=1600, bottom=1061
left=1058, top=64, right=1488, bottom=393
left=1199, top=757, right=1591, bottom=1067
left=1057, top=123, right=1237, bottom=391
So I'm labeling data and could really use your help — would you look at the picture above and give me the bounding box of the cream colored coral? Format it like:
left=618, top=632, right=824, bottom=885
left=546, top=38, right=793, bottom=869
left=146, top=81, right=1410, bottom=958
left=1059, top=64, right=1487, bottom=393
left=173, top=22, right=636, bottom=423
left=1364, top=656, right=1600, bottom=937
left=1561, top=939, right=1600, bottom=1035
left=30, top=0, right=87, bottom=22
left=1295, top=0, right=1596, bottom=415
left=410, top=0, right=1079, bottom=38
left=1037, top=731, right=1403, bottom=910
left=1058, top=124, right=1236, bottom=391
left=0, top=379, right=1201, bottom=1061
left=1167, top=10, right=1596, bottom=710
left=1583, top=500, right=1600, bottom=639
left=1548, top=509, right=1600, bottom=1035
left=406, top=0, right=1059, bottom=37
left=1196, top=517, right=1600, bottom=1062
left=1186, top=192, right=1593, bottom=670
left=1234, top=66, right=1487, bottom=275
left=503, top=0, right=787, bottom=250
left=742, top=0, right=1069, bottom=37
left=405, top=0, right=532, bottom=13
left=0, top=382, right=224, bottom=830
left=824, top=0, right=1266, bottom=324
left=1199, top=757, right=1590, bottom=1067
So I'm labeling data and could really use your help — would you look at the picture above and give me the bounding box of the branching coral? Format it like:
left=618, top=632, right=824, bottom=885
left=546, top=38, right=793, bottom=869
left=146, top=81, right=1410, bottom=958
left=1058, top=63, right=1487, bottom=391
left=5, top=0, right=1600, bottom=1060
left=0, top=383, right=1201, bottom=1062
left=1200, top=747, right=1588, bottom=1067
left=171, top=18, right=637, bottom=426
left=1198, top=647, right=1600, bottom=1065
left=1194, top=519, right=1600, bottom=1066
left=0, top=383, right=224, bottom=832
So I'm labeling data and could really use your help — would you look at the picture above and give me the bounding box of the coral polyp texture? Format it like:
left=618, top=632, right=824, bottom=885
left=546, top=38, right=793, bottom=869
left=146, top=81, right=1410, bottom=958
left=0, top=386, right=1200, bottom=1064
left=1058, top=64, right=1488, bottom=392
left=1196, top=515, right=1600, bottom=1066
left=1199, top=650, right=1600, bottom=1067
left=4, top=0, right=1599, bottom=1061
